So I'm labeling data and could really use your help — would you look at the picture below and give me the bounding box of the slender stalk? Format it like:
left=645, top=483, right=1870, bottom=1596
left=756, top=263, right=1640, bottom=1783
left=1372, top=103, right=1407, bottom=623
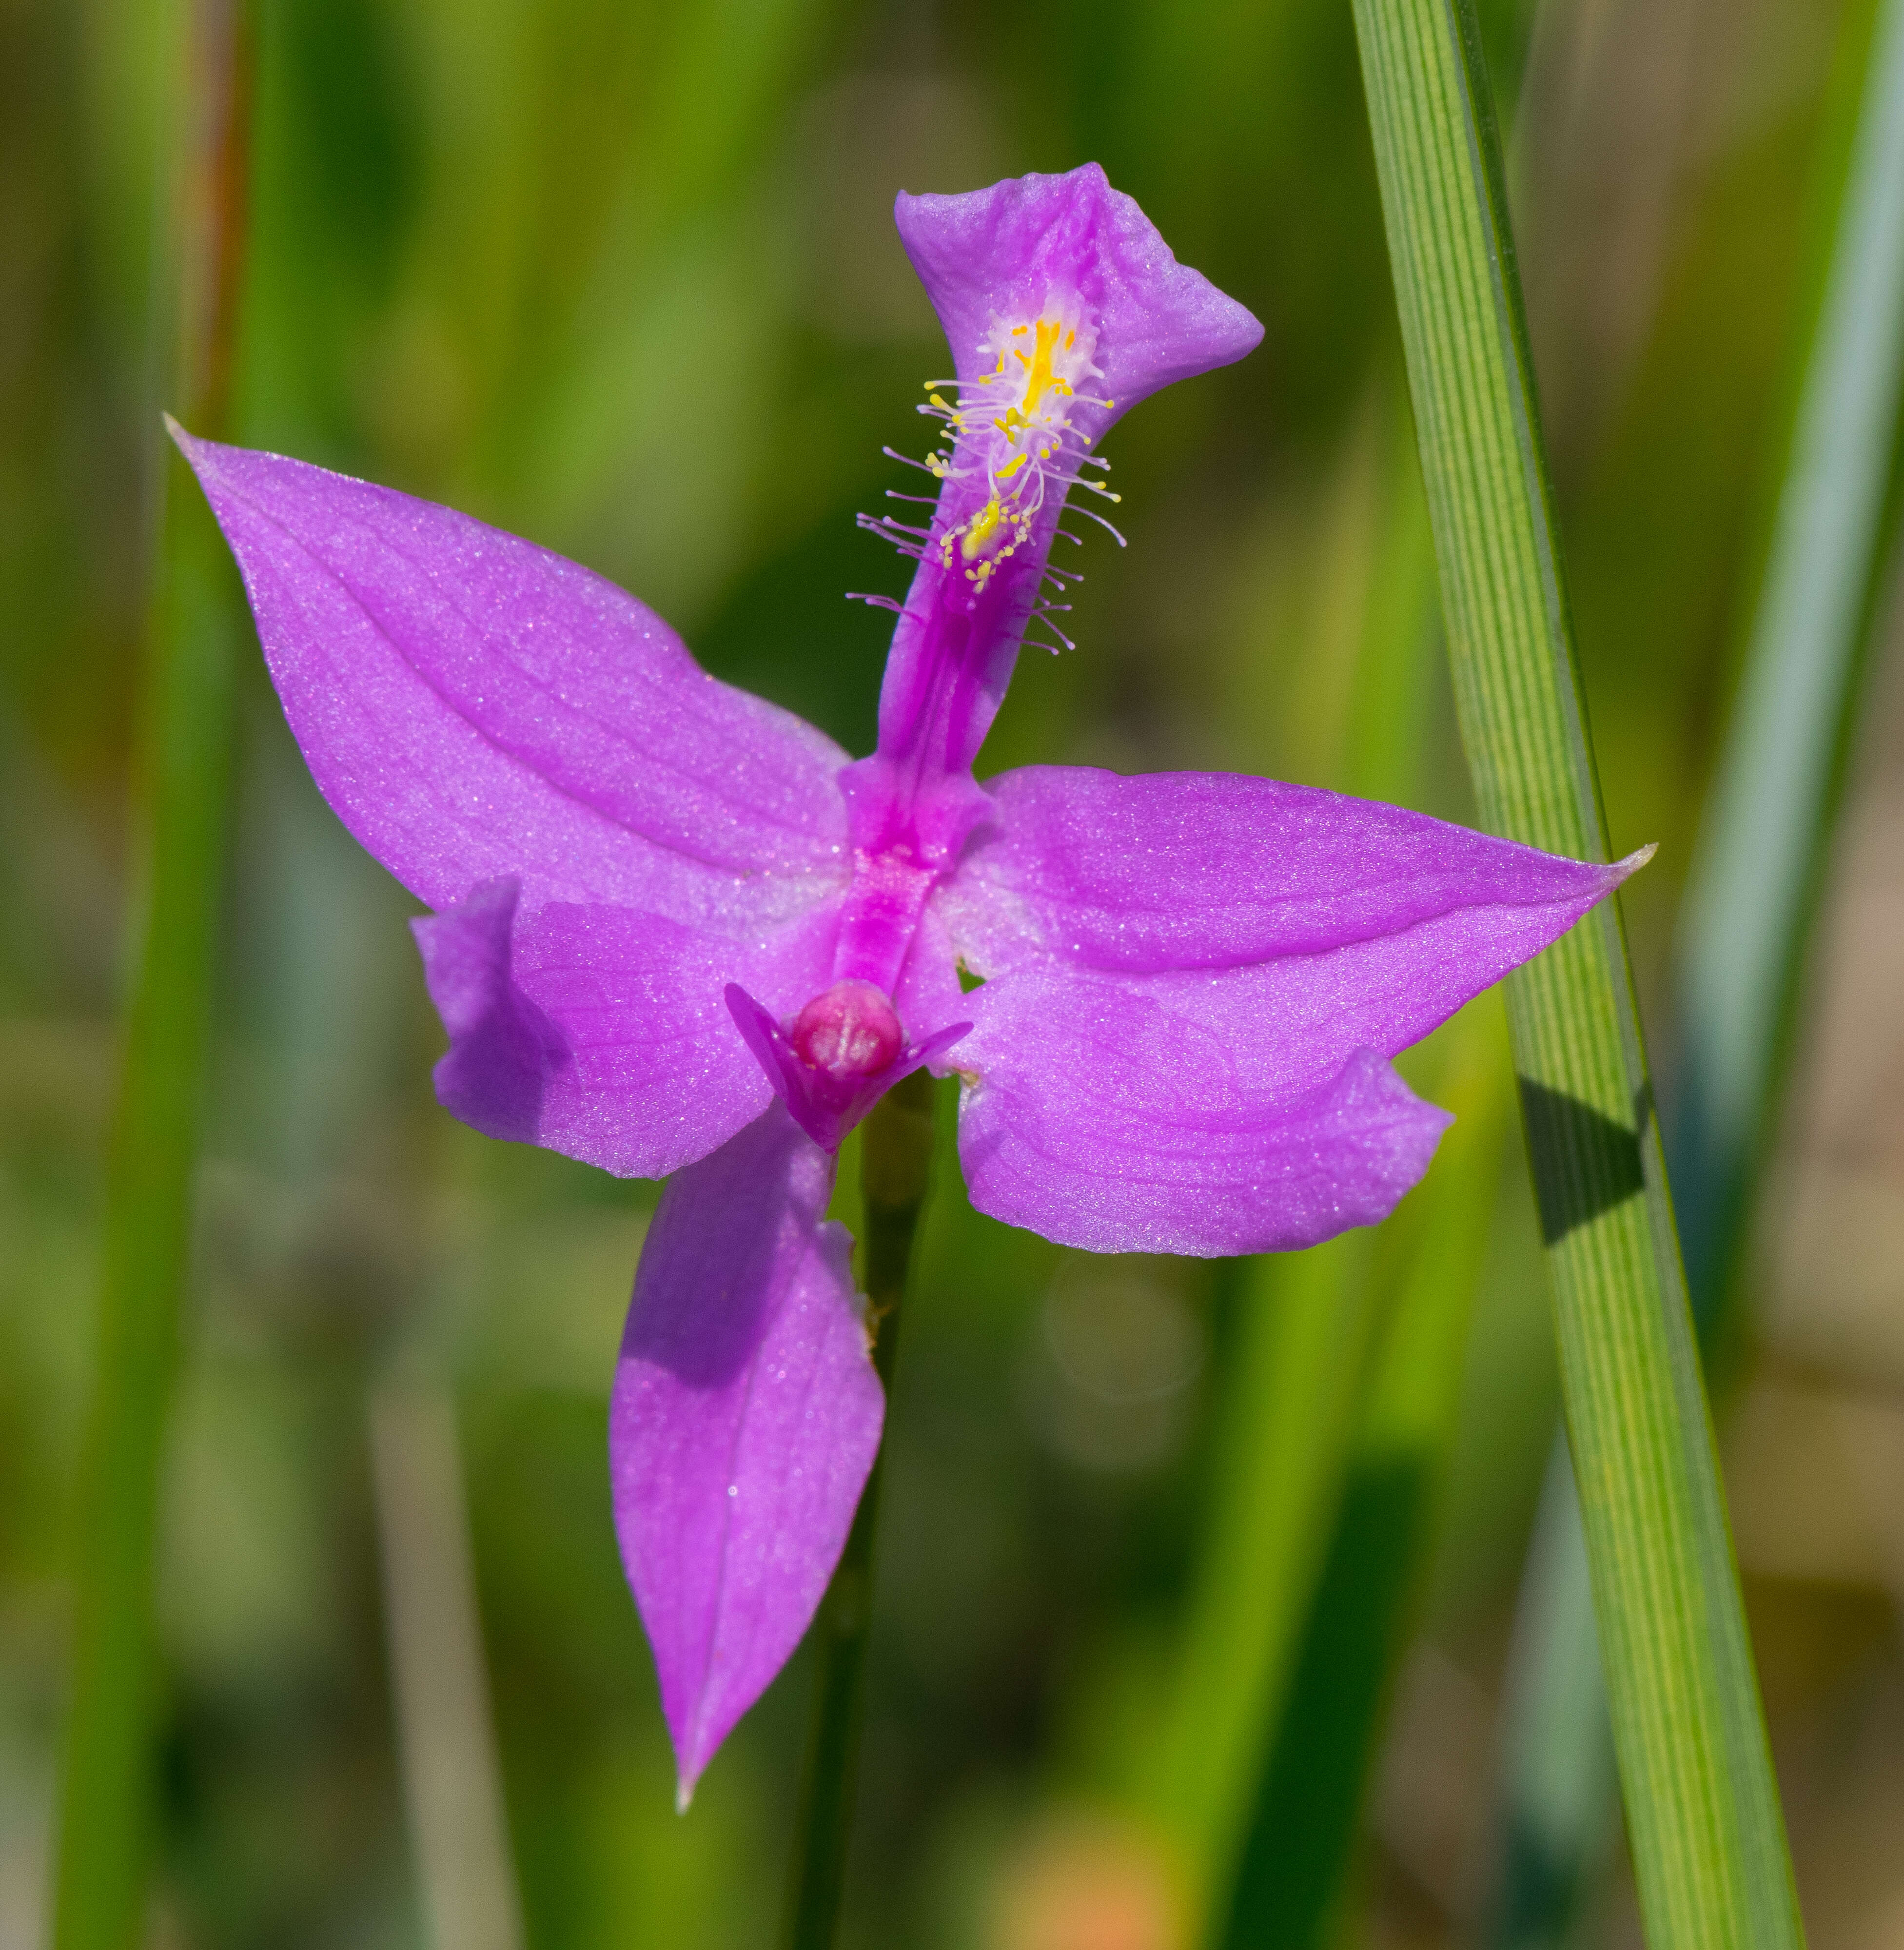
left=1486, top=0, right=1904, bottom=1937
left=369, top=1383, right=525, bottom=1950
left=780, top=1071, right=937, bottom=1950
left=52, top=6, right=255, bottom=1947
left=1352, top=1, right=1805, bottom=1943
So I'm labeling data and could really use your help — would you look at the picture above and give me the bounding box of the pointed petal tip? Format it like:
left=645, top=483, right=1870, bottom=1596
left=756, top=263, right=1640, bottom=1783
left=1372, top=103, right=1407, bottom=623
left=163, top=413, right=223, bottom=469
left=722, top=979, right=765, bottom=1026
left=163, top=413, right=214, bottom=476
left=674, top=1770, right=698, bottom=1816
left=615, top=1109, right=878, bottom=1809
left=1585, top=839, right=1654, bottom=907
left=913, top=1018, right=973, bottom=1072
left=163, top=416, right=240, bottom=494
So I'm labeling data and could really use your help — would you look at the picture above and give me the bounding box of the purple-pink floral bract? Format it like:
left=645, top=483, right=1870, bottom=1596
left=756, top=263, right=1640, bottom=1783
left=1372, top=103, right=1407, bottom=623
left=176, top=163, right=1643, bottom=1805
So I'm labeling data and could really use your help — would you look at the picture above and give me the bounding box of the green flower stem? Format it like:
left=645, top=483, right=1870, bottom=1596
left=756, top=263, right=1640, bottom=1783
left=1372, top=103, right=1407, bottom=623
left=52, top=6, right=255, bottom=1947
left=780, top=1071, right=938, bottom=1950
left=1352, top=1, right=1806, bottom=1943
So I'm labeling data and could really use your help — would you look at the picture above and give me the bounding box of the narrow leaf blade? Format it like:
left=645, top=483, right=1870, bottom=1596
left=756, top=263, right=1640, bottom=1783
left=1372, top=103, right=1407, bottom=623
left=1350, top=1, right=1807, bottom=1942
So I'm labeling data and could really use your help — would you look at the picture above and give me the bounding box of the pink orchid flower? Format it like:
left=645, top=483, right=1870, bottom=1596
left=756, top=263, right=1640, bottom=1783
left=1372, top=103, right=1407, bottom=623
left=175, top=163, right=1642, bottom=1803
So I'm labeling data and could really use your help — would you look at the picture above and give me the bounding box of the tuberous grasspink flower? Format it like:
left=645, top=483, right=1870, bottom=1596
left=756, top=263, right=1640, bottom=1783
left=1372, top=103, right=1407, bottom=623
left=176, top=163, right=1646, bottom=1805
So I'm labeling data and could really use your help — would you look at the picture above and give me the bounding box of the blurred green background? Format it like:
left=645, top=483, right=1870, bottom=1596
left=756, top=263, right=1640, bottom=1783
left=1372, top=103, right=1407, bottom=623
left=6, top=0, right=1904, bottom=1945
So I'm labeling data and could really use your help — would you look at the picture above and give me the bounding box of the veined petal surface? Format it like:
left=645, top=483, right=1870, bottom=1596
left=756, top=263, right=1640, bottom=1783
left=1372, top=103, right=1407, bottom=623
left=895, top=164, right=1263, bottom=422
left=955, top=968, right=1452, bottom=1256
left=172, top=428, right=850, bottom=924
left=413, top=881, right=840, bottom=1180
left=944, top=766, right=1647, bottom=1254
left=610, top=1106, right=883, bottom=1805
left=945, top=766, right=1641, bottom=976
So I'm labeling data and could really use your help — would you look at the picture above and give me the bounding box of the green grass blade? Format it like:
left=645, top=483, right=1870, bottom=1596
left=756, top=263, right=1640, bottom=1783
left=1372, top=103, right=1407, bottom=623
left=1351, top=2, right=1806, bottom=1943
left=51, top=6, right=255, bottom=1945
left=1487, top=0, right=1904, bottom=1937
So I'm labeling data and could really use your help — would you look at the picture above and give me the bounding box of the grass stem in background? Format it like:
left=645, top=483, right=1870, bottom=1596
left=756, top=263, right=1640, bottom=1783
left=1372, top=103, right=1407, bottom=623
left=1674, top=0, right=1904, bottom=1301
left=1156, top=1232, right=1387, bottom=1915
left=1352, top=0, right=1806, bottom=1942
left=370, top=1383, right=526, bottom=1950
left=1487, top=0, right=1904, bottom=1937
left=781, top=1072, right=937, bottom=1950
left=1216, top=1003, right=1512, bottom=1947
left=51, top=6, right=255, bottom=1946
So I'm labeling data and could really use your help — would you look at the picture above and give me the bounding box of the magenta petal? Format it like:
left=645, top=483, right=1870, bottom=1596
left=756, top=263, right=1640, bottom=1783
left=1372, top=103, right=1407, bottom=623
left=895, top=164, right=1263, bottom=427
left=944, top=765, right=1645, bottom=980
left=412, top=878, right=569, bottom=1145
left=169, top=427, right=850, bottom=921
left=726, top=986, right=811, bottom=1111
left=956, top=970, right=1453, bottom=1256
left=611, top=1106, right=883, bottom=1805
left=414, top=887, right=839, bottom=1179
left=857, top=172, right=1260, bottom=828
left=945, top=775, right=1646, bottom=1255
left=893, top=903, right=971, bottom=1062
